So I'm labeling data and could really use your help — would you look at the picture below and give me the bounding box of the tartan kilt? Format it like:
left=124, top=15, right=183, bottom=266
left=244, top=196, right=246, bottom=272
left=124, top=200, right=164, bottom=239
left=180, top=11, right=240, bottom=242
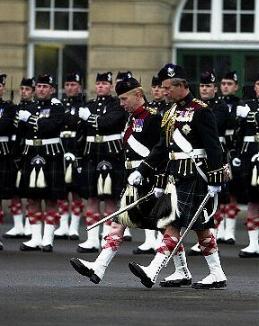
left=18, top=150, right=66, bottom=200
left=0, top=154, right=16, bottom=199
left=78, top=151, right=125, bottom=200
left=172, top=175, right=215, bottom=230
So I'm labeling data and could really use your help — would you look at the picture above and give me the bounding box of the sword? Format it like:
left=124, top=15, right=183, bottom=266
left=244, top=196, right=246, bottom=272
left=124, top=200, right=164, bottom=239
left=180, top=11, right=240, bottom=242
left=86, top=190, right=154, bottom=231
left=165, top=192, right=212, bottom=266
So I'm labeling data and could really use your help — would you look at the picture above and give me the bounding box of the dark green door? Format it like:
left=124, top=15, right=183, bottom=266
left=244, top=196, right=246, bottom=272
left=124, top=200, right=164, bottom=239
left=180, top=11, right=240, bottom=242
left=177, top=49, right=259, bottom=97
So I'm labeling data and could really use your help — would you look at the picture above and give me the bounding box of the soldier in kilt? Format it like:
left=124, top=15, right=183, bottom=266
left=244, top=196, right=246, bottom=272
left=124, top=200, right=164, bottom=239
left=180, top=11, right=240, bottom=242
left=188, top=70, right=233, bottom=256
left=217, top=72, right=243, bottom=244
left=76, top=72, right=127, bottom=253
left=54, top=73, right=85, bottom=240
left=132, top=75, right=169, bottom=255
left=127, top=64, right=227, bottom=289
left=233, top=74, right=259, bottom=257
left=4, top=77, right=35, bottom=239
left=0, top=74, right=17, bottom=250
left=16, top=74, right=66, bottom=252
left=69, top=77, right=162, bottom=284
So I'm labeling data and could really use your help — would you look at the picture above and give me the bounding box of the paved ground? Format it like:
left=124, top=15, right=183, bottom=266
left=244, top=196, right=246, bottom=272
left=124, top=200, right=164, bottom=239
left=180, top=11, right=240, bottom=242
left=0, top=216, right=258, bottom=326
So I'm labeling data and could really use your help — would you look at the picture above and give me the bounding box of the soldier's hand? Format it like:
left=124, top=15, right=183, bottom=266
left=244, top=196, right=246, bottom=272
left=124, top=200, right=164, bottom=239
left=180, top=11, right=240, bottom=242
left=153, top=187, right=164, bottom=198
left=18, top=110, right=31, bottom=122
left=236, top=104, right=250, bottom=118
left=79, top=107, right=91, bottom=121
left=208, top=185, right=221, bottom=197
left=128, top=170, right=143, bottom=186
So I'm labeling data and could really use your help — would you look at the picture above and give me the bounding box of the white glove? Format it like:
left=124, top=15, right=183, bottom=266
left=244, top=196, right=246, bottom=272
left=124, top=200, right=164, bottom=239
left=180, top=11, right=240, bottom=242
left=79, top=107, right=91, bottom=121
left=153, top=187, right=164, bottom=198
left=236, top=104, right=250, bottom=118
left=18, top=110, right=31, bottom=122
left=127, top=170, right=143, bottom=186
left=208, top=185, right=221, bottom=197
left=232, top=158, right=241, bottom=167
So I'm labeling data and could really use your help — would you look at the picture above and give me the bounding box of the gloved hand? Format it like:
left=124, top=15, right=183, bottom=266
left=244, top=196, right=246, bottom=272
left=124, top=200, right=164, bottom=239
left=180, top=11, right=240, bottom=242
left=153, top=187, right=164, bottom=198
left=232, top=158, right=241, bottom=167
left=236, top=104, right=250, bottom=118
left=208, top=185, right=221, bottom=197
left=127, top=170, right=143, bottom=186
left=18, top=110, right=31, bottom=122
left=79, top=107, right=91, bottom=121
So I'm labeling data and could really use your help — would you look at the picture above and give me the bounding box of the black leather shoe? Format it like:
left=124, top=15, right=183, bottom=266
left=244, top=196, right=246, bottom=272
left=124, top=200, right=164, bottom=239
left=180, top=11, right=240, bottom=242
left=20, top=243, right=41, bottom=251
left=216, top=238, right=225, bottom=244
left=3, top=233, right=25, bottom=239
left=187, top=249, right=202, bottom=256
left=132, top=248, right=156, bottom=255
left=42, top=245, right=53, bottom=252
left=70, top=258, right=101, bottom=284
left=69, top=234, right=79, bottom=240
left=54, top=234, right=69, bottom=240
left=239, top=250, right=259, bottom=258
left=224, top=238, right=235, bottom=245
left=77, top=246, right=99, bottom=253
left=160, top=278, right=192, bottom=287
left=128, top=262, right=154, bottom=288
left=192, top=280, right=227, bottom=289
left=123, top=235, right=132, bottom=242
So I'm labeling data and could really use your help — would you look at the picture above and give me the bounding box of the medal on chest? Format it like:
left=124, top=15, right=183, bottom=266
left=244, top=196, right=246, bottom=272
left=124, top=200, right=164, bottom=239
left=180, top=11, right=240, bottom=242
left=39, top=108, right=50, bottom=118
left=133, top=118, right=144, bottom=132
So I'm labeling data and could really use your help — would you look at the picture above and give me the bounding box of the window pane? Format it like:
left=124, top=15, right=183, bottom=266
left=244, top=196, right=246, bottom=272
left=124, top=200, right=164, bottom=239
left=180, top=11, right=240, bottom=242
left=54, top=0, right=69, bottom=8
left=241, top=0, right=255, bottom=10
left=241, top=14, right=254, bottom=32
left=197, top=0, right=211, bottom=10
left=35, top=12, right=50, bottom=29
left=223, top=0, right=237, bottom=10
left=180, top=14, right=193, bottom=32
left=197, top=14, right=211, bottom=32
left=34, top=45, right=58, bottom=82
left=74, top=0, right=89, bottom=9
left=223, top=14, right=236, bottom=32
left=184, top=0, right=193, bottom=10
left=63, top=45, right=87, bottom=88
left=36, top=0, right=50, bottom=8
left=73, top=12, right=88, bottom=30
left=54, top=12, right=69, bottom=30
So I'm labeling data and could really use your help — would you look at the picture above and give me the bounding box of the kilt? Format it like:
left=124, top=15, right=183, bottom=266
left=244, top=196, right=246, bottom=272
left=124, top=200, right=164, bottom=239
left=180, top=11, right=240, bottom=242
left=172, top=175, right=214, bottom=230
left=18, top=146, right=66, bottom=200
left=0, top=154, right=16, bottom=199
left=61, top=137, right=81, bottom=195
left=78, top=143, right=125, bottom=200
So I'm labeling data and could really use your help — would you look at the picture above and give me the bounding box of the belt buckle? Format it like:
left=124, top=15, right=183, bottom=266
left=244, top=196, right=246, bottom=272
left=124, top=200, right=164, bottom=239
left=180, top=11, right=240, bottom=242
left=33, top=139, right=42, bottom=146
left=125, top=161, right=132, bottom=169
left=170, top=152, right=176, bottom=160
left=255, top=133, right=259, bottom=142
left=63, top=132, right=70, bottom=138
left=95, top=135, right=103, bottom=143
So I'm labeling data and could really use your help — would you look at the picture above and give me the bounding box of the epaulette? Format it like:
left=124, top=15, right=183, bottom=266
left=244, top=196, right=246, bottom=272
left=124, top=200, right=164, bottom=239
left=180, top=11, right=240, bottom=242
left=146, top=106, right=158, bottom=115
left=193, top=98, right=208, bottom=108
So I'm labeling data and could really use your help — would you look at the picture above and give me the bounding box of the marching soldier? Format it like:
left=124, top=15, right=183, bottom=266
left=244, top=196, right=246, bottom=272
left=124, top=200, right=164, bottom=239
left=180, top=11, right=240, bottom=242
left=4, top=77, right=35, bottom=239
left=76, top=72, right=127, bottom=253
left=69, top=77, right=162, bottom=283
left=188, top=70, right=232, bottom=256
left=17, top=74, right=66, bottom=252
left=132, top=75, right=168, bottom=255
left=233, top=74, right=259, bottom=257
left=127, top=64, right=227, bottom=289
left=54, top=73, right=85, bottom=240
left=0, top=73, right=17, bottom=250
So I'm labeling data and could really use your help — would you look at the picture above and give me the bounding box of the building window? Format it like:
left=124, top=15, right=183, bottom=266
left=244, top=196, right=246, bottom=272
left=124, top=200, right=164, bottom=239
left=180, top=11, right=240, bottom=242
left=28, top=0, right=88, bottom=97
left=180, top=0, right=212, bottom=32
left=223, top=0, right=255, bottom=33
left=34, top=0, right=89, bottom=31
